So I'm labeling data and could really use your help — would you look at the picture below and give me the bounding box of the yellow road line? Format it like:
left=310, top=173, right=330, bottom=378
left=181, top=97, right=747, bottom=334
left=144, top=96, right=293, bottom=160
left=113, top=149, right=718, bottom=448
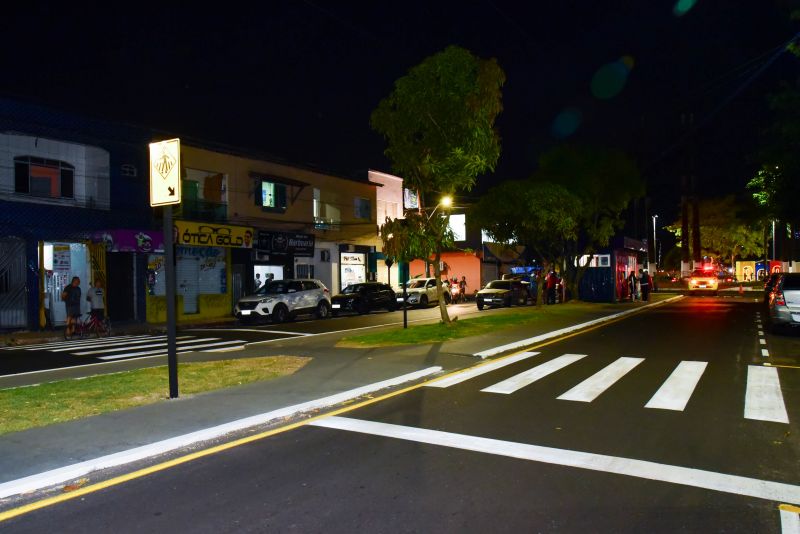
left=0, top=300, right=669, bottom=522
left=781, top=503, right=800, bottom=513
left=763, top=363, right=800, bottom=370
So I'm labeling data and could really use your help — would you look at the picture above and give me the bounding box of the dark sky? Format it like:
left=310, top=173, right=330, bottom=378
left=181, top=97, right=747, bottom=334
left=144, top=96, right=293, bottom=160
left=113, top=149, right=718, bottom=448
left=2, top=1, right=797, bottom=221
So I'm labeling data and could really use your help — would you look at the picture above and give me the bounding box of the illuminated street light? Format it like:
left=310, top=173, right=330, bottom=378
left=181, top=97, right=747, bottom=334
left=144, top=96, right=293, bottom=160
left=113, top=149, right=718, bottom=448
left=428, top=195, right=453, bottom=220
left=652, top=214, right=658, bottom=270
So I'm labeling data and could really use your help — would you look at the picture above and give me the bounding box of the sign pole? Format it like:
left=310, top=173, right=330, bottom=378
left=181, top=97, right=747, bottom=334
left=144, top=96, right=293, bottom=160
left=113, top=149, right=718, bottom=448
left=164, top=205, right=178, bottom=398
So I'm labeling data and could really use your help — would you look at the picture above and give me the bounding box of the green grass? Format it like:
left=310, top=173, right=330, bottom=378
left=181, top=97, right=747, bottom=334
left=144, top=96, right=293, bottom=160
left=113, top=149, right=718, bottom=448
left=339, top=301, right=605, bottom=347
left=0, top=356, right=310, bottom=435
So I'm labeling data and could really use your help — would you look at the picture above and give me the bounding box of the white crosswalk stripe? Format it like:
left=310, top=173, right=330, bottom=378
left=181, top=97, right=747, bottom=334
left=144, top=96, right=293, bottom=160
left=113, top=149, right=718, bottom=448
left=557, top=357, right=645, bottom=402
left=645, top=361, right=707, bottom=411
left=1, top=334, right=248, bottom=362
left=440, top=353, right=791, bottom=424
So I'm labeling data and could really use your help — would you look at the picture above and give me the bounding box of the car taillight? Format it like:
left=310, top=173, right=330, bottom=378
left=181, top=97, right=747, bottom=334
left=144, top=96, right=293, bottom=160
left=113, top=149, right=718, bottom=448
left=323, top=288, right=329, bottom=293
left=772, top=291, right=786, bottom=306
left=691, top=279, right=698, bottom=285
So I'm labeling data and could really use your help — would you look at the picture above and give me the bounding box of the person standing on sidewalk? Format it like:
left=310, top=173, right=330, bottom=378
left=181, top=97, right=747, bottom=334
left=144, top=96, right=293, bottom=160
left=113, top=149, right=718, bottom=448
left=61, top=276, right=81, bottom=337
left=627, top=270, right=638, bottom=301
left=639, top=269, right=651, bottom=302
left=87, top=280, right=105, bottom=321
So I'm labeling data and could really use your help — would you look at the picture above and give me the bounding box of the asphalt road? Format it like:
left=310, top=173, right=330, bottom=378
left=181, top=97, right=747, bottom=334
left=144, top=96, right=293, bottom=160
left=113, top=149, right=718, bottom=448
left=4, top=296, right=799, bottom=532
left=0, top=302, right=486, bottom=377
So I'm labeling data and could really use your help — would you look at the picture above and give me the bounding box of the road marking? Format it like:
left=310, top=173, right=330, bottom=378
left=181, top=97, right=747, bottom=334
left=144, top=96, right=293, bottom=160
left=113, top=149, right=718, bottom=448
left=97, top=341, right=247, bottom=361
left=474, top=296, right=683, bottom=358
left=645, top=361, right=707, bottom=411
left=745, top=366, right=789, bottom=424
left=6, top=335, right=153, bottom=351
left=781, top=504, right=800, bottom=534
left=758, top=330, right=764, bottom=336
left=765, top=363, right=800, bottom=369
left=760, top=339, right=767, bottom=345
left=762, top=349, right=770, bottom=357
left=186, top=328, right=314, bottom=336
left=557, top=357, right=645, bottom=402
left=310, top=417, right=800, bottom=504
left=73, top=338, right=220, bottom=356
left=426, top=352, right=540, bottom=388
left=49, top=336, right=193, bottom=352
left=481, top=354, right=587, bottom=394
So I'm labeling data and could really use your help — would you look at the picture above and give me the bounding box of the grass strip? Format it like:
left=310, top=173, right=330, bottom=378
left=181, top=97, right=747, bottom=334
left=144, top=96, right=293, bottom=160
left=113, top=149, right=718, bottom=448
left=0, top=356, right=309, bottom=435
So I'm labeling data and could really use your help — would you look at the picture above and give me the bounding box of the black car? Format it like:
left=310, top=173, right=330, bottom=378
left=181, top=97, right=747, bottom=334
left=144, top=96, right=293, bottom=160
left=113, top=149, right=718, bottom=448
left=331, top=282, right=398, bottom=315
left=476, top=279, right=529, bottom=310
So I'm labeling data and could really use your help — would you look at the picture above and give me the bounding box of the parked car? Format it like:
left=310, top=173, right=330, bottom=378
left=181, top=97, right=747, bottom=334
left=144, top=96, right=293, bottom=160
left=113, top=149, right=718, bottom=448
left=396, top=277, right=449, bottom=307
left=766, top=273, right=800, bottom=334
left=687, top=269, right=718, bottom=295
left=763, top=272, right=782, bottom=305
left=476, top=279, right=529, bottom=310
left=234, top=279, right=331, bottom=323
left=331, top=282, right=397, bottom=315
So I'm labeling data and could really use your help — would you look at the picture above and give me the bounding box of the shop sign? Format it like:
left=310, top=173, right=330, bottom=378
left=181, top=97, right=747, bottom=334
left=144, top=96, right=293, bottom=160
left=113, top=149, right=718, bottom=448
left=53, top=244, right=71, bottom=272
left=92, top=229, right=164, bottom=253
left=174, top=221, right=254, bottom=248
left=341, top=253, right=365, bottom=265
left=257, top=231, right=315, bottom=257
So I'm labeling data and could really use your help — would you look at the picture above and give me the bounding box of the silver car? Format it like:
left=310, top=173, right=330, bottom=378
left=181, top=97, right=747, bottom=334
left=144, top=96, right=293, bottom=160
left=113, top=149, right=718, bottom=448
left=766, top=273, right=800, bottom=334
left=234, top=279, right=331, bottom=323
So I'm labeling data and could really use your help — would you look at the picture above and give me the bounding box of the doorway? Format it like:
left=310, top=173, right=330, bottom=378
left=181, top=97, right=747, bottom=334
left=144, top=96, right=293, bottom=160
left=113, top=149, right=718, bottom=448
left=107, top=252, right=135, bottom=321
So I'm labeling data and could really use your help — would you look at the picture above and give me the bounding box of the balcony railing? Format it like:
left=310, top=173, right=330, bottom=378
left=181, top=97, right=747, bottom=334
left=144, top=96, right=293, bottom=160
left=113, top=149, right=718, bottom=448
left=177, top=199, right=228, bottom=223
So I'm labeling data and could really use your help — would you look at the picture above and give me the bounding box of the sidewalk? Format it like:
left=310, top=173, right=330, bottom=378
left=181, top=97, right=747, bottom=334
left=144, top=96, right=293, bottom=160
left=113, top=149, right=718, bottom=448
left=0, top=296, right=680, bottom=503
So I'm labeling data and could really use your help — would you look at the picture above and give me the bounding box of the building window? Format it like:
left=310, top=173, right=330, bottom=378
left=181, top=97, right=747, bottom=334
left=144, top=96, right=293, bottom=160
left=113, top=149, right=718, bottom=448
left=313, top=188, right=321, bottom=218
left=14, top=156, right=74, bottom=199
left=354, top=197, right=371, bottom=220
left=120, top=164, right=138, bottom=177
left=256, top=180, right=287, bottom=213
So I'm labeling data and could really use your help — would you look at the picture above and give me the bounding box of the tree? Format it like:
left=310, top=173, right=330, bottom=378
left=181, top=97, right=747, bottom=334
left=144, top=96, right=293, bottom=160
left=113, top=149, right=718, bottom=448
left=665, top=195, right=764, bottom=266
left=372, top=46, right=505, bottom=323
left=470, top=180, right=581, bottom=305
left=531, top=145, right=644, bottom=298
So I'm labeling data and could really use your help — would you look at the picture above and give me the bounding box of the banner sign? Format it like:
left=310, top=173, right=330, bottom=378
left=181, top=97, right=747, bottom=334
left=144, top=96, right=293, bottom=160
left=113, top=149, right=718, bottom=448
left=174, top=221, right=254, bottom=248
left=257, top=231, right=315, bottom=257
left=92, top=229, right=164, bottom=253
left=149, top=138, right=182, bottom=206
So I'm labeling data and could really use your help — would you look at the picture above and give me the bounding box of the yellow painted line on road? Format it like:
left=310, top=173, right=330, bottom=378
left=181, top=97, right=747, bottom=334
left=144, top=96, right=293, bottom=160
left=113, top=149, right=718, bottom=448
left=764, top=363, right=800, bottom=370
left=0, top=298, right=676, bottom=522
left=782, top=504, right=800, bottom=513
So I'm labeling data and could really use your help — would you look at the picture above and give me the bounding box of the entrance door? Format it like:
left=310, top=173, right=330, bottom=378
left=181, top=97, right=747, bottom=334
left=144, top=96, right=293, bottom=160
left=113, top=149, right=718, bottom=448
left=107, top=252, right=135, bottom=321
left=0, top=237, right=27, bottom=328
left=177, top=256, right=200, bottom=314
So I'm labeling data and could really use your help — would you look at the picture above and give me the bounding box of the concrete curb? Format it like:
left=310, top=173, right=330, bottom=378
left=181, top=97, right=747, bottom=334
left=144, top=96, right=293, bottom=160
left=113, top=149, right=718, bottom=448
left=474, top=296, right=683, bottom=358
left=0, top=366, right=442, bottom=499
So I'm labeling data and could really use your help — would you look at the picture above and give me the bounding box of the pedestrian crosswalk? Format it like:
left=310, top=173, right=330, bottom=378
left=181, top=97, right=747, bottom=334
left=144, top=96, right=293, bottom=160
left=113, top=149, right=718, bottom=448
left=428, top=352, right=792, bottom=424
left=0, top=334, right=248, bottom=361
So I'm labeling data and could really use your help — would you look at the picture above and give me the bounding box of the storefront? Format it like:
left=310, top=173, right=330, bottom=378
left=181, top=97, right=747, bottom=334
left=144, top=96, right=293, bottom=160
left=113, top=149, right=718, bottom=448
left=338, top=244, right=373, bottom=291
left=145, top=221, right=253, bottom=323
left=40, top=242, right=92, bottom=327
left=252, top=230, right=316, bottom=288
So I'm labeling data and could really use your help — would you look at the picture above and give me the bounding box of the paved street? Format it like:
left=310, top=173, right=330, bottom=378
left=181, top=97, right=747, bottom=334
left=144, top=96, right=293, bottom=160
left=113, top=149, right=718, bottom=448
left=3, top=296, right=798, bottom=532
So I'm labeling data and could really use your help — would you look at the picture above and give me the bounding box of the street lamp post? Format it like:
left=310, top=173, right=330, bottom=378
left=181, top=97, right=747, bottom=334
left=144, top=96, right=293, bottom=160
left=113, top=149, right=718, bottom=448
left=652, top=214, right=659, bottom=271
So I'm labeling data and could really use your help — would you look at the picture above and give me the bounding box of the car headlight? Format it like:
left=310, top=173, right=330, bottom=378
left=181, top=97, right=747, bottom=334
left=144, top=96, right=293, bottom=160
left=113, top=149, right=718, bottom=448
left=259, top=297, right=274, bottom=304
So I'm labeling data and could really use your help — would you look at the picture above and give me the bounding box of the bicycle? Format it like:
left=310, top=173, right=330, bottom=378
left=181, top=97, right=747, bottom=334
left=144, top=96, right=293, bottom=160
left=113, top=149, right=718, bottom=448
left=64, top=312, right=112, bottom=340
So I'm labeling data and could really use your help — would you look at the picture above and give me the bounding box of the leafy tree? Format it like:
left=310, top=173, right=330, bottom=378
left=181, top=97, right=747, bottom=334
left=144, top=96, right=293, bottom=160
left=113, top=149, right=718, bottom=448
left=665, top=195, right=764, bottom=266
left=470, top=180, right=581, bottom=305
left=372, top=46, right=505, bottom=322
left=531, top=145, right=644, bottom=297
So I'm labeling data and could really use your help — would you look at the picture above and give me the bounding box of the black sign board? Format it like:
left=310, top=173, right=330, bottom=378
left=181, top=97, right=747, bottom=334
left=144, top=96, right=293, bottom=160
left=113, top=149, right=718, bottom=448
left=257, top=231, right=315, bottom=257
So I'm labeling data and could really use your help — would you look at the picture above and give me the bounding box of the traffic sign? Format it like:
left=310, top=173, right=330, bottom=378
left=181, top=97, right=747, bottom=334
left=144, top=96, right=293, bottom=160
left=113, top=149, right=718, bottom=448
left=149, top=138, right=182, bottom=207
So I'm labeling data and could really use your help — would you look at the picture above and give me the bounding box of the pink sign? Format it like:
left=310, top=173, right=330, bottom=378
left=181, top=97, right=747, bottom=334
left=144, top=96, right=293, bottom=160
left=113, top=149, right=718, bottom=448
left=92, top=229, right=164, bottom=253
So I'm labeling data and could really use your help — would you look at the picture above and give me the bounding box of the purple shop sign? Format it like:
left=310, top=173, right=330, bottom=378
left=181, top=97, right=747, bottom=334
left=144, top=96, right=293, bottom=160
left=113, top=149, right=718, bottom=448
left=92, top=229, right=164, bottom=253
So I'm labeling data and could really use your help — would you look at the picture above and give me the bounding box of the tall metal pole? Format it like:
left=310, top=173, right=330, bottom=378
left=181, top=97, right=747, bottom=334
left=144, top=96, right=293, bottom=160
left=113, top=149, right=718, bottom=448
left=402, top=263, right=408, bottom=329
left=652, top=214, right=658, bottom=270
left=164, top=205, right=178, bottom=398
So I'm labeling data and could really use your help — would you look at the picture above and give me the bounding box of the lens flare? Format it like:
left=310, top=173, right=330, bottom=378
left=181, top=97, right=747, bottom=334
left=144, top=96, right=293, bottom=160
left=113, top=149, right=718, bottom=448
left=552, top=107, right=582, bottom=138
left=673, top=0, right=697, bottom=17
left=591, top=60, right=629, bottom=100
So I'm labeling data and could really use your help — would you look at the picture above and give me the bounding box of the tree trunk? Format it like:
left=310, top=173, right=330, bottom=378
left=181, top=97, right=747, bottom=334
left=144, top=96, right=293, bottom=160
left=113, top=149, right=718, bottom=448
left=433, top=249, right=451, bottom=323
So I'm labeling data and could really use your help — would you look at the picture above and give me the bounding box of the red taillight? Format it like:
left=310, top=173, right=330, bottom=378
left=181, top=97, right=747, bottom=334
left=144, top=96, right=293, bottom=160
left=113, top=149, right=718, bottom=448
left=772, top=291, right=786, bottom=306
left=323, top=288, right=329, bottom=293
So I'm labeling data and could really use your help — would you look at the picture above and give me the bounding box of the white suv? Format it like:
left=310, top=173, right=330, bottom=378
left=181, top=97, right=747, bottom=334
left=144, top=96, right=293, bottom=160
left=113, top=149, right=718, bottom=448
left=396, top=277, right=449, bottom=307
left=235, top=279, right=331, bottom=323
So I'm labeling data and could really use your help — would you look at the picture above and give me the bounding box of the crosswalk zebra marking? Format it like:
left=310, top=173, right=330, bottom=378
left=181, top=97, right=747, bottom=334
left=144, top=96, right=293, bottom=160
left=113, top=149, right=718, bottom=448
left=644, top=361, right=707, bottom=411
left=481, top=354, right=587, bottom=395
left=557, top=357, right=645, bottom=403
left=72, top=337, right=220, bottom=356
left=744, top=366, right=789, bottom=424
left=96, top=340, right=247, bottom=361
left=48, top=336, right=194, bottom=352
left=0, top=335, right=153, bottom=351
left=426, top=351, right=540, bottom=388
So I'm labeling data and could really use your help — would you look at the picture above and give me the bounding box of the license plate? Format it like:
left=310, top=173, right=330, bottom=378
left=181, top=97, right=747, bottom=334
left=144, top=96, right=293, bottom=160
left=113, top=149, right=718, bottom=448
left=698, top=284, right=706, bottom=288
left=332, top=304, right=341, bottom=309
left=396, top=297, right=404, bottom=302
left=241, top=310, right=251, bottom=316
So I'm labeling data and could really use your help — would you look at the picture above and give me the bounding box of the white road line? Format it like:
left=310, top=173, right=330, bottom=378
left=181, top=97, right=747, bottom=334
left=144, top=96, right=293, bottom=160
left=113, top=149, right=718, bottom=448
left=762, top=349, right=770, bottom=357
left=426, top=352, right=540, bottom=388
left=644, top=361, right=707, bottom=411
left=97, top=341, right=246, bottom=360
left=49, top=336, right=193, bottom=353
left=310, top=417, right=800, bottom=504
left=481, top=354, right=587, bottom=395
left=13, top=335, right=152, bottom=351
left=73, top=338, right=219, bottom=356
left=781, top=506, right=800, bottom=534
left=186, top=328, right=314, bottom=336
left=0, top=367, right=442, bottom=499
left=557, top=357, right=645, bottom=402
left=760, top=339, right=767, bottom=345
left=758, top=330, right=764, bottom=336
left=745, top=366, right=789, bottom=424
left=474, top=296, right=683, bottom=358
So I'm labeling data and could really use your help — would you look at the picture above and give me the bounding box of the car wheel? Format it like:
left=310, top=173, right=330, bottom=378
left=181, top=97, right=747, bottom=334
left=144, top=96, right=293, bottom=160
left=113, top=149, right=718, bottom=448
left=316, top=300, right=331, bottom=319
left=387, top=300, right=398, bottom=312
left=420, top=295, right=428, bottom=307
left=477, top=301, right=484, bottom=310
left=272, top=304, right=289, bottom=323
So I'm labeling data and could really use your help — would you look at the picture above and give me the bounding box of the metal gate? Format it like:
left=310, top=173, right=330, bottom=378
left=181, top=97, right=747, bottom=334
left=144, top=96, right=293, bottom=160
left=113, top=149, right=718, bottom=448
left=0, top=237, right=27, bottom=329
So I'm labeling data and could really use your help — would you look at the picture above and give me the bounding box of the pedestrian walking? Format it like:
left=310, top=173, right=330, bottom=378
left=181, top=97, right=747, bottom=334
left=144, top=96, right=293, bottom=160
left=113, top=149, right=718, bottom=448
left=627, top=270, right=638, bottom=301
left=640, top=269, right=651, bottom=301
left=546, top=270, right=558, bottom=304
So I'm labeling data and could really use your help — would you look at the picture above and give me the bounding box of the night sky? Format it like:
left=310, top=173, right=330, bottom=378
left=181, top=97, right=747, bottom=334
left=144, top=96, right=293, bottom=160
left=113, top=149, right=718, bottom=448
left=2, top=1, right=797, bottom=222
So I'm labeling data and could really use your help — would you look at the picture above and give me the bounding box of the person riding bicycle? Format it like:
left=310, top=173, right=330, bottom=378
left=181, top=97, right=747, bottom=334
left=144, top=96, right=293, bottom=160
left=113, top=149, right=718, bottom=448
left=87, top=279, right=105, bottom=322
left=61, top=276, right=81, bottom=337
